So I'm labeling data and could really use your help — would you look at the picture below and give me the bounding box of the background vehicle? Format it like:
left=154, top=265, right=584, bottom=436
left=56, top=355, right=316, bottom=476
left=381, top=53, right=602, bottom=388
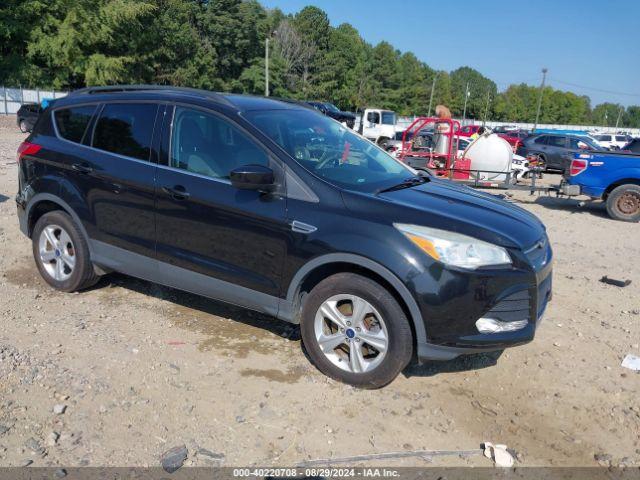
left=16, top=103, right=42, bottom=133
left=16, top=85, right=551, bottom=388
left=357, top=108, right=398, bottom=145
left=621, top=138, right=640, bottom=153
left=561, top=151, right=640, bottom=221
left=498, top=130, right=529, bottom=147
left=517, top=133, right=602, bottom=171
left=457, top=124, right=482, bottom=137
left=306, top=101, right=356, bottom=128
left=592, top=133, right=631, bottom=150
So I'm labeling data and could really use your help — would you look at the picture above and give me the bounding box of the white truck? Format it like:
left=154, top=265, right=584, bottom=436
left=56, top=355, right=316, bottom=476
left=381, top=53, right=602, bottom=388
left=356, top=108, right=398, bottom=145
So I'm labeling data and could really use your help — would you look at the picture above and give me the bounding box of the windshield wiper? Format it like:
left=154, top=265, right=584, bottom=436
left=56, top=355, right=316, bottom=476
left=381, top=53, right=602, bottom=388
left=376, top=176, right=429, bottom=194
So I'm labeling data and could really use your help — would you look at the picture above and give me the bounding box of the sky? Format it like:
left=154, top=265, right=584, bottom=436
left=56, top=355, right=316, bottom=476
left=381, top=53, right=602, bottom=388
left=260, top=0, right=640, bottom=107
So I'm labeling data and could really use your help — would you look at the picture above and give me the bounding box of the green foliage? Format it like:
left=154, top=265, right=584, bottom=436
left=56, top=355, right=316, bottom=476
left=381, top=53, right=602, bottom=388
left=1, top=0, right=638, bottom=127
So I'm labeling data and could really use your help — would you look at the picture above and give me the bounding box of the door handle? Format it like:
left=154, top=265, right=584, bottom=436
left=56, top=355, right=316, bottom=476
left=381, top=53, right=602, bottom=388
left=72, top=163, right=93, bottom=174
left=162, top=185, right=190, bottom=200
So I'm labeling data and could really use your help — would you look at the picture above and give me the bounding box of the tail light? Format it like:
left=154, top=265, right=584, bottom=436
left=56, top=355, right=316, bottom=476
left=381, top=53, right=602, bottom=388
left=17, top=141, right=41, bottom=163
left=569, top=158, right=588, bottom=176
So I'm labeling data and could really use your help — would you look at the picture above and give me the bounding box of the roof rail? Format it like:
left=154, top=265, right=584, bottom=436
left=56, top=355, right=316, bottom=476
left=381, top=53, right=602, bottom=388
left=68, top=84, right=234, bottom=107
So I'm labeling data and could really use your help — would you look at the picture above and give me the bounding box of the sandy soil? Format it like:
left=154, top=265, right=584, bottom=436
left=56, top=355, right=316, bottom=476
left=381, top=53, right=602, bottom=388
left=0, top=115, right=638, bottom=468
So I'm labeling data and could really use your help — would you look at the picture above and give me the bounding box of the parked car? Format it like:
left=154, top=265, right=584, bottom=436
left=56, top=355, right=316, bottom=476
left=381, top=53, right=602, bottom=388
left=517, top=134, right=602, bottom=171
left=498, top=130, right=530, bottom=147
left=561, top=150, right=640, bottom=221
left=306, top=101, right=355, bottom=129
left=16, top=85, right=552, bottom=388
left=16, top=103, right=42, bottom=133
left=592, top=133, right=632, bottom=150
left=384, top=130, right=433, bottom=157
left=457, top=124, right=482, bottom=137
left=621, top=138, right=640, bottom=154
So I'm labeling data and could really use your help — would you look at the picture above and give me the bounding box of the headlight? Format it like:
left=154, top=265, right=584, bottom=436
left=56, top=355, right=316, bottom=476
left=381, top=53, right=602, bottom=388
left=394, top=224, right=512, bottom=269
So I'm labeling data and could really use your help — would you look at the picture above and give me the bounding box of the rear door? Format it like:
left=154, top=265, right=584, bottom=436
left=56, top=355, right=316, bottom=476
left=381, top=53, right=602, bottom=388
left=154, top=105, right=288, bottom=309
left=82, top=102, right=162, bottom=259
left=545, top=135, right=568, bottom=170
left=531, top=135, right=549, bottom=156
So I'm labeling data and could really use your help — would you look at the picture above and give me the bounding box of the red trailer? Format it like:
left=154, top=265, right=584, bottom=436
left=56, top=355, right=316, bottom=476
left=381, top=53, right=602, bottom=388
left=397, top=117, right=470, bottom=179
left=396, top=116, right=551, bottom=193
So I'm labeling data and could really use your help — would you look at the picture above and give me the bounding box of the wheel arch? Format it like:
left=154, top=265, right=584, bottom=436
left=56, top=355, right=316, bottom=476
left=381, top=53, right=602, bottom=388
left=26, top=193, right=90, bottom=246
left=281, top=254, right=427, bottom=347
left=603, top=178, right=640, bottom=200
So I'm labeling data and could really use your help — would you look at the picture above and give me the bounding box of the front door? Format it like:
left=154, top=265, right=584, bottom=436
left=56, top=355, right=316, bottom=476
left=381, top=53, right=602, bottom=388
left=154, top=105, right=289, bottom=311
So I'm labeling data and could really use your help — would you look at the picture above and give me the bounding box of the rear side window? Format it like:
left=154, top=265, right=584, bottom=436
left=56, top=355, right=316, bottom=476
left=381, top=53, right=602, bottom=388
left=93, top=103, right=158, bottom=161
left=54, top=105, right=96, bottom=143
left=615, top=136, right=627, bottom=141
left=547, top=136, right=566, bottom=147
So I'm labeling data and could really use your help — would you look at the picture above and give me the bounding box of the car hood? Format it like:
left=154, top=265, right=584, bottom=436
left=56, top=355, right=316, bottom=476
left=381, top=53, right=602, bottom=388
left=343, top=178, right=546, bottom=250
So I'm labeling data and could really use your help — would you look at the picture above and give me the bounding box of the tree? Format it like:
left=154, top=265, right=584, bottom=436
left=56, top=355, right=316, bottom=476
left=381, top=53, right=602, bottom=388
left=592, top=103, right=625, bottom=127
left=1, top=0, right=637, bottom=127
left=449, top=67, right=497, bottom=119
left=624, top=106, right=640, bottom=128
left=272, top=19, right=315, bottom=92
left=26, top=0, right=156, bottom=88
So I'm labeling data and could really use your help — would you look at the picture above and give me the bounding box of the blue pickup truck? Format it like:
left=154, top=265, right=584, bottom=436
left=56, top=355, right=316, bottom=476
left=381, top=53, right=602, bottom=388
left=560, top=151, right=640, bottom=222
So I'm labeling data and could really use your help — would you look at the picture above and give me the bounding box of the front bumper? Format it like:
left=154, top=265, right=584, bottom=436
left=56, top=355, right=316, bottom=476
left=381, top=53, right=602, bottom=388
left=415, top=237, right=553, bottom=361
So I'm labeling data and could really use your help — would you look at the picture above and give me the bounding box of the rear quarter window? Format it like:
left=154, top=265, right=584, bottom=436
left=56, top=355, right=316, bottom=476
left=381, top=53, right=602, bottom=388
left=53, top=105, right=97, bottom=143
left=92, top=103, right=158, bottom=161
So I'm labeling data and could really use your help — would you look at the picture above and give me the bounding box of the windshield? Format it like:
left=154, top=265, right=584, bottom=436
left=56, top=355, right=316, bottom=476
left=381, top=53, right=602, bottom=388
left=381, top=111, right=396, bottom=125
left=324, top=103, right=341, bottom=113
left=244, top=109, right=416, bottom=193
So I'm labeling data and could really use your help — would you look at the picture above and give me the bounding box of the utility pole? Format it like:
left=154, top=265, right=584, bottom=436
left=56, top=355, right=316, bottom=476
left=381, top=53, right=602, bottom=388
left=615, top=107, right=623, bottom=129
left=265, top=37, right=270, bottom=97
left=533, top=68, right=547, bottom=132
left=482, top=89, right=490, bottom=126
left=427, top=73, right=438, bottom=117
left=462, top=82, right=470, bottom=125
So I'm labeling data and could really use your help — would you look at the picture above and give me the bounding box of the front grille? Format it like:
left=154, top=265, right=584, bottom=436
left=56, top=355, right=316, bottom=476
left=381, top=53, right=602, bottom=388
left=485, top=289, right=530, bottom=323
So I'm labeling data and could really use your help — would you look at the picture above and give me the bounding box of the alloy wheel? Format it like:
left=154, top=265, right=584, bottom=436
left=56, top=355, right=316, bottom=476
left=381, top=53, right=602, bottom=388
left=314, top=294, right=389, bottom=374
left=38, top=224, right=76, bottom=281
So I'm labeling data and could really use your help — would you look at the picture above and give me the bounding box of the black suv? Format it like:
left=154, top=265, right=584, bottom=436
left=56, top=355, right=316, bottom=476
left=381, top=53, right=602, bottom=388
left=306, top=101, right=356, bottom=129
left=16, top=103, right=42, bottom=133
left=16, top=85, right=552, bottom=388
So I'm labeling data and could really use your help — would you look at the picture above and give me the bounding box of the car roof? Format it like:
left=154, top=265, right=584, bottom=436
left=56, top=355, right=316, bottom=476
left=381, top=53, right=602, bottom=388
left=55, top=85, right=306, bottom=113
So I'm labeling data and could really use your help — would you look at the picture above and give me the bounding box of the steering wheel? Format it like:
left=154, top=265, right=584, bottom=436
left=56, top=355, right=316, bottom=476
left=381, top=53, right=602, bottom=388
left=314, top=146, right=341, bottom=170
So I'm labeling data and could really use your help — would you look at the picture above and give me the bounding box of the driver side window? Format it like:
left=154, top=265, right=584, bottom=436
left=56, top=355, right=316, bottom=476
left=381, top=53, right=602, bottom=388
left=170, top=107, right=269, bottom=179
left=367, top=112, right=380, bottom=124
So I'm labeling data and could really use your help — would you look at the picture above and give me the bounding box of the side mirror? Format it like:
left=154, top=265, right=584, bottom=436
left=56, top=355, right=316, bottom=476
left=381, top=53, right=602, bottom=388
left=230, top=164, right=275, bottom=192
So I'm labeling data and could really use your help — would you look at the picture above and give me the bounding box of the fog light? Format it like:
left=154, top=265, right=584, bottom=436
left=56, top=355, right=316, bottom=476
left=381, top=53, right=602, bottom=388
left=475, top=317, right=528, bottom=333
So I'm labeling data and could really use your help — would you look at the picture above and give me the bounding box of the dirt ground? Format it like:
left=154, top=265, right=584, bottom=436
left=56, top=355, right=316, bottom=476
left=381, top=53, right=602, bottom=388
left=0, top=115, right=638, bottom=469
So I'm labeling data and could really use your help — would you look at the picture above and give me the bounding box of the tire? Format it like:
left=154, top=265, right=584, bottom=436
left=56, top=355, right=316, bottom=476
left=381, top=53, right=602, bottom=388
left=300, top=273, right=413, bottom=389
left=19, top=119, right=28, bottom=133
left=32, top=210, right=100, bottom=292
left=606, top=184, right=640, bottom=222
